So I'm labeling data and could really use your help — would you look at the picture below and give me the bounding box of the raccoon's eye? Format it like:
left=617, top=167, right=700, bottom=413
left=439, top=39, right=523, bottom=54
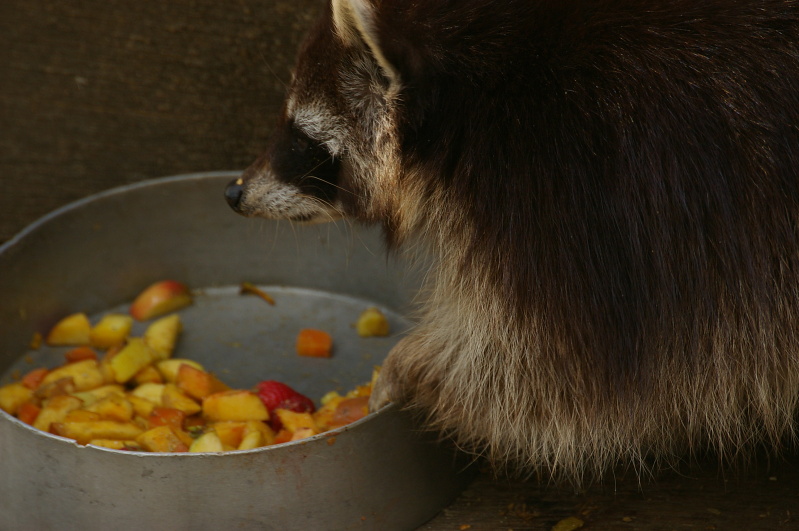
left=292, top=135, right=310, bottom=153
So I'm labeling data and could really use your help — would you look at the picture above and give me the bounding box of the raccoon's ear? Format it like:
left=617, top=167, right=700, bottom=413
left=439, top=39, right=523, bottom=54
left=331, top=0, right=400, bottom=86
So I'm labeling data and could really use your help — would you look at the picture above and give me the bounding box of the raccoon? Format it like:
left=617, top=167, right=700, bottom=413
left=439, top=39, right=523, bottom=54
left=225, top=0, right=799, bottom=482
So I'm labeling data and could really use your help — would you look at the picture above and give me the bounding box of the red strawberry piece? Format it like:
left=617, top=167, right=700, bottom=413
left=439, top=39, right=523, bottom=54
left=255, top=380, right=316, bottom=431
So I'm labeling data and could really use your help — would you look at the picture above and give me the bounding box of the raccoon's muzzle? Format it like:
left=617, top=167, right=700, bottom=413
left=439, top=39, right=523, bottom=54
left=224, top=177, right=245, bottom=212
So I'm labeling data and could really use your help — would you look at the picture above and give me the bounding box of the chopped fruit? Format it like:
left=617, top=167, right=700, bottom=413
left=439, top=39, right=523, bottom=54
left=274, top=409, right=318, bottom=434
left=162, top=384, right=202, bottom=416
left=256, top=380, right=316, bottom=431
left=130, top=382, right=165, bottom=405
left=45, top=313, right=91, bottom=346
left=21, top=367, right=49, bottom=390
left=89, top=314, right=133, bottom=349
left=239, top=282, right=276, bottom=305
left=329, top=396, right=370, bottom=428
left=295, top=328, right=333, bottom=358
left=64, top=347, right=99, bottom=364
left=109, top=338, right=156, bottom=383
left=0, top=383, right=34, bottom=415
left=131, top=365, right=163, bottom=386
left=129, top=280, right=192, bottom=321
left=203, top=390, right=269, bottom=422
left=143, top=314, right=182, bottom=360
left=52, top=420, right=145, bottom=445
left=17, top=402, right=41, bottom=425
left=33, top=395, right=83, bottom=432
left=135, top=425, right=188, bottom=452
left=84, top=394, right=134, bottom=422
left=189, top=431, right=225, bottom=452
left=156, top=358, right=204, bottom=383
left=148, top=407, right=186, bottom=432
left=39, top=359, right=104, bottom=392
left=356, top=307, right=391, bottom=337
left=176, top=364, right=229, bottom=401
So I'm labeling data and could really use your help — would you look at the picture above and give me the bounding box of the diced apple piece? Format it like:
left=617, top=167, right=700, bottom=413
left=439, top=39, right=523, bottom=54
left=46, top=313, right=92, bottom=346
left=290, top=426, right=317, bottom=441
left=63, top=410, right=103, bottom=423
left=330, top=396, right=370, bottom=428
left=52, top=420, right=144, bottom=445
left=162, top=384, right=201, bottom=416
left=0, top=382, right=34, bottom=415
left=238, top=420, right=275, bottom=450
left=33, top=395, right=84, bottom=432
left=156, top=358, right=204, bottom=383
left=127, top=394, right=158, bottom=418
left=72, top=384, right=126, bottom=406
left=189, top=431, right=225, bottom=453
left=89, top=314, right=133, bottom=349
left=40, top=359, right=104, bottom=392
left=143, top=314, right=182, bottom=360
left=356, top=307, right=391, bottom=337
left=148, top=406, right=186, bottom=432
left=131, top=365, right=163, bottom=386
left=84, top=394, right=134, bottom=422
left=33, top=377, right=76, bottom=400
left=88, top=439, right=140, bottom=451
left=129, top=280, right=192, bottom=321
left=109, top=338, right=156, bottom=383
left=312, top=394, right=345, bottom=431
left=212, top=421, right=246, bottom=448
left=274, top=409, right=319, bottom=434
left=136, top=425, right=188, bottom=452
left=237, top=430, right=264, bottom=450
left=176, top=364, right=229, bottom=400
left=203, top=390, right=269, bottom=422
left=130, top=382, right=165, bottom=404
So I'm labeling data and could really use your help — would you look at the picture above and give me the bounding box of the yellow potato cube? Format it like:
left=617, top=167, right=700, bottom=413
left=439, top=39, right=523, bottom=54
left=189, top=431, right=225, bottom=453
left=355, top=307, right=391, bottom=337
left=89, top=313, right=133, bottom=350
left=0, top=382, right=34, bottom=415
left=136, top=425, right=188, bottom=452
left=109, top=338, right=157, bottom=383
left=33, top=395, right=85, bottom=432
left=161, top=384, right=201, bottom=416
left=45, top=312, right=92, bottom=346
left=156, top=358, right=204, bottom=383
left=143, top=314, right=182, bottom=360
left=203, top=390, right=269, bottom=422
left=40, top=359, right=104, bottom=392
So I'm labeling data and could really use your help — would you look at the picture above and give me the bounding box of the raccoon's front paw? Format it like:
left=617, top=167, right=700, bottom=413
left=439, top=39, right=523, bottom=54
left=368, top=353, right=407, bottom=412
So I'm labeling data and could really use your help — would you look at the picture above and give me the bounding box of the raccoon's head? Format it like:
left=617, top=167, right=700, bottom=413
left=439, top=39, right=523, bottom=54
left=225, top=0, right=409, bottom=226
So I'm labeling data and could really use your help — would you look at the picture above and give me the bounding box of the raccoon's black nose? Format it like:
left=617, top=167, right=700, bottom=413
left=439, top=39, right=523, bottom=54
left=225, top=177, right=244, bottom=212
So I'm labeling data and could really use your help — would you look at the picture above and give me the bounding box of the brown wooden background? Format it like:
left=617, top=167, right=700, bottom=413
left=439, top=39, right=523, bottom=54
left=1, top=1, right=797, bottom=528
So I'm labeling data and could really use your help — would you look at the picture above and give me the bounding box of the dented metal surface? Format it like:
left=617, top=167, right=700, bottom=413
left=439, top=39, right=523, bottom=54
left=0, top=172, right=474, bottom=530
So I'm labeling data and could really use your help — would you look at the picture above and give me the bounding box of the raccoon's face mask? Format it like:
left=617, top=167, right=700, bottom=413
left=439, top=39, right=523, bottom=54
left=225, top=0, right=403, bottom=224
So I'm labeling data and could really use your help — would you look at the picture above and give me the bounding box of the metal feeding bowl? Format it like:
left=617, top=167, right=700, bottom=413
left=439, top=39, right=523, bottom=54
left=0, top=172, right=474, bottom=530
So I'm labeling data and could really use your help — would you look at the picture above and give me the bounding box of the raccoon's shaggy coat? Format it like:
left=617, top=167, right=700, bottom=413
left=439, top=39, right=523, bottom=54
left=227, top=0, right=799, bottom=482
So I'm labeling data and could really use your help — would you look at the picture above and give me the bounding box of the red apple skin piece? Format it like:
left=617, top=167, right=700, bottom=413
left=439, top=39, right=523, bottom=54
left=129, top=280, right=193, bottom=321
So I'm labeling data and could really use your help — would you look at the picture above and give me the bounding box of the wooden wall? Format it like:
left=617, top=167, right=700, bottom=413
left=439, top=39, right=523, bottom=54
left=0, top=0, right=324, bottom=242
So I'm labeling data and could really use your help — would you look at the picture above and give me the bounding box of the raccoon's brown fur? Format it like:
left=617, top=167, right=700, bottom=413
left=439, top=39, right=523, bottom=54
left=226, top=0, right=799, bottom=482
